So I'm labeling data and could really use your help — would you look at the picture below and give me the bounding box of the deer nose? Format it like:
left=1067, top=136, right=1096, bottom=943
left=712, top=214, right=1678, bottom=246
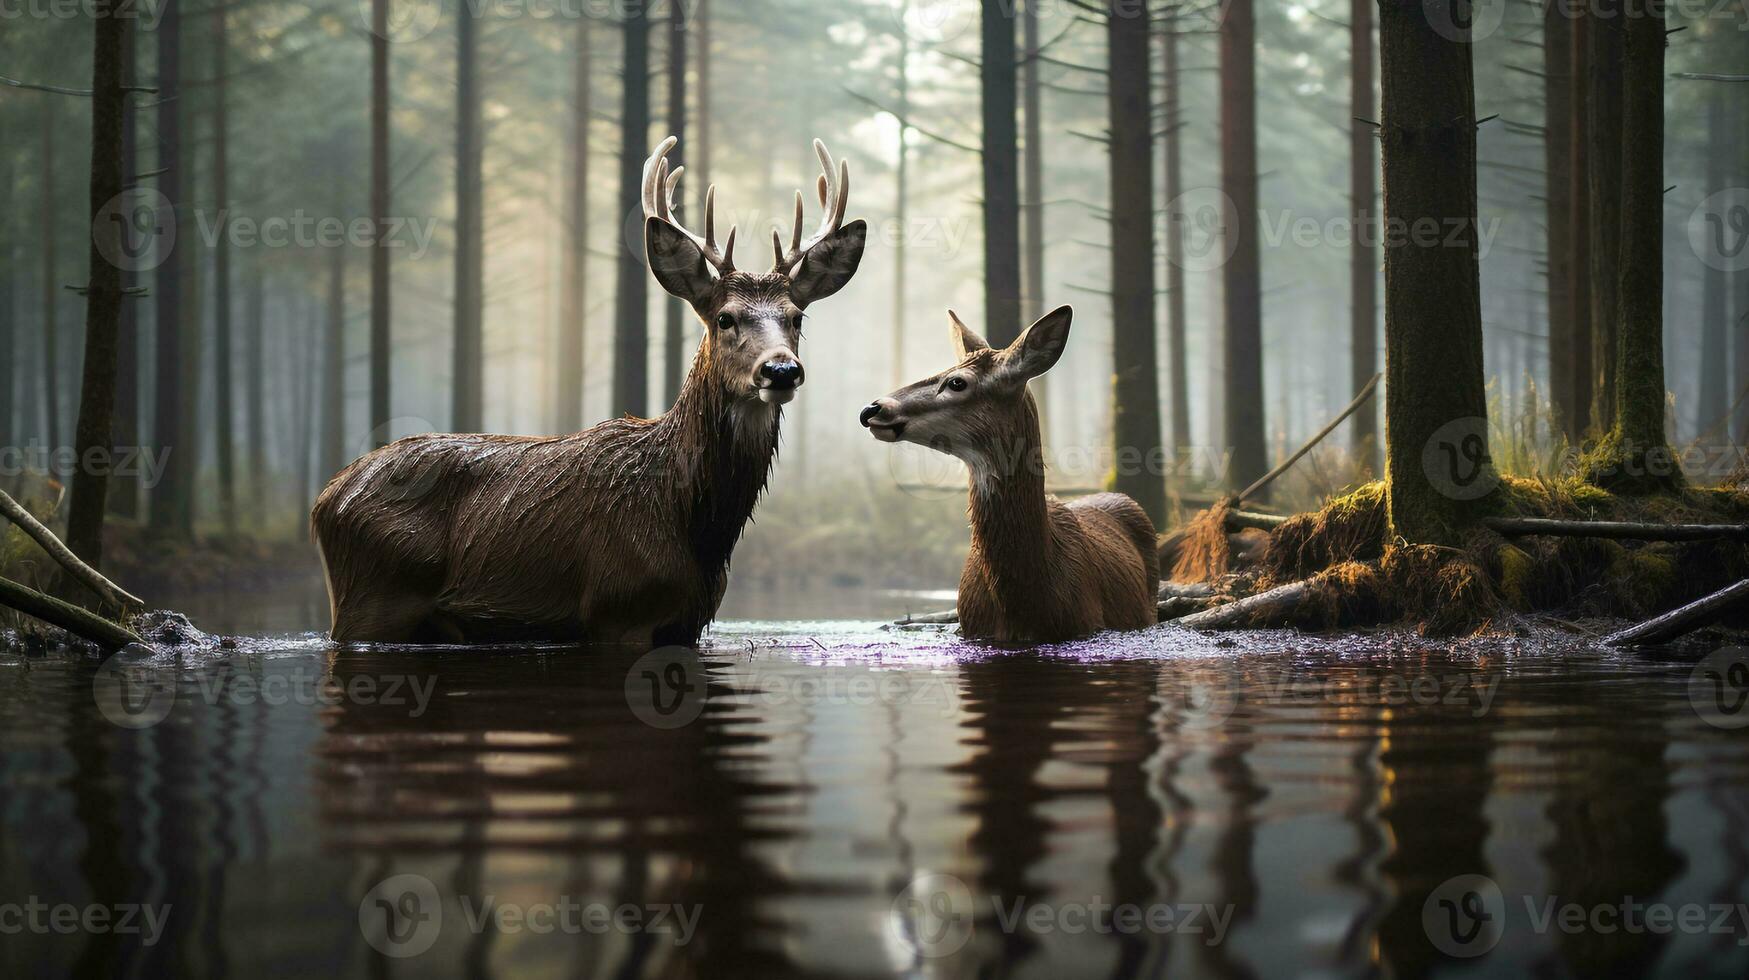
left=859, top=402, right=885, bottom=427
left=760, top=359, right=803, bottom=389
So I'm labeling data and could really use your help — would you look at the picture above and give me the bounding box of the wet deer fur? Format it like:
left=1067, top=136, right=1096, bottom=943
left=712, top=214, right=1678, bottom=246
left=312, top=138, right=866, bottom=644
left=862, top=307, right=1159, bottom=642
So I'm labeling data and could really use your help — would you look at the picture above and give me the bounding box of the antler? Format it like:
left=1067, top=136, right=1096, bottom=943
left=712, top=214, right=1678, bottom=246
left=642, top=136, right=736, bottom=274
left=770, top=138, right=851, bottom=275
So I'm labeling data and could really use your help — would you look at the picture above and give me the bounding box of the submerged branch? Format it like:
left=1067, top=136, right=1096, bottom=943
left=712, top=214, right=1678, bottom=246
left=0, top=576, right=145, bottom=649
left=1606, top=579, right=1749, bottom=646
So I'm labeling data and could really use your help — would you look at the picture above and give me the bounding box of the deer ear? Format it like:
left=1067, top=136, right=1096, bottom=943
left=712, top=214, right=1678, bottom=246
left=646, top=217, right=715, bottom=305
left=947, top=309, right=989, bottom=361
left=1003, top=305, right=1072, bottom=380
left=788, top=219, right=867, bottom=307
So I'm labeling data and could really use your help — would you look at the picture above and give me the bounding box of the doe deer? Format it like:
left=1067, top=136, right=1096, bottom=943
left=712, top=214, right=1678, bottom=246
left=311, top=137, right=866, bottom=644
left=860, top=306, right=1159, bottom=642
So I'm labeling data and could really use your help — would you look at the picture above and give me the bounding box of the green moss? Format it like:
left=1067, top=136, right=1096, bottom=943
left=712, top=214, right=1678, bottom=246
left=1497, top=544, right=1536, bottom=610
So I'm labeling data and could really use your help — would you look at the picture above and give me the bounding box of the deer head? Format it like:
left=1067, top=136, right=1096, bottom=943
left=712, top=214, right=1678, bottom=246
left=643, top=137, right=866, bottom=405
left=859, top=306, right=1072, bottom=468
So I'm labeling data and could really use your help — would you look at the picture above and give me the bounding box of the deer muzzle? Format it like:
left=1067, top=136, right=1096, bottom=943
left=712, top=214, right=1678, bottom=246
left=756, top=357, right=804, bottom=404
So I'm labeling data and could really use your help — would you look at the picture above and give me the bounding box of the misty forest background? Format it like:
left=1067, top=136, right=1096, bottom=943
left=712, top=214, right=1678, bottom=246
left=1, top=0, right=1746, bottom=610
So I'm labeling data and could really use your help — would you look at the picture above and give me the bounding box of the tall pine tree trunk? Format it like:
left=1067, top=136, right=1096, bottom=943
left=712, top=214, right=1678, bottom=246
left=150, top=0, right=188, bottom=536
left=1585, top=0, right=1679, bottom=493
left=1566, top=6, right=1593, bottom=439
left=452, top=4, right=484, bottom=432
left=1, top=137, right=14, bottom=452
left=1021, top=0, right=1046, bottom=421
left=612, top=6, right=651, bottom=417
left=1221, top=0, right=1266, bottom=495
left=662, top=1, right=687, bottom=407
left=369, top=0, right=391, bottom=448
left=980, top=0, right=1021, bottom=346
left=320, top=245, right=346, bottom=481
left=1378, top=0, right=1493, bottom=545
left=557, top=18, right=591, bottom=432
left=243, top=258, right=264, bottom=509
left=1543, top=5, right=1575, bottom=439
left=1698, top=91, right=1728, bottom=432
left=112, top=18, right=139, bottom=520
left=1108, top=0, right=1163, bottom=524
left=1160, top=12, right=1189, bottom=456
left=64, top=0, right=127, bottom=567
left=210, top=1, right=235, bottom=534
left=892, top=1, right=911, bottom=387
left=1349, top=0, right=1378, bottom=469
left=40, top=102, right=59, bottom=453
left=1587, top=0, right=1626, bottom=431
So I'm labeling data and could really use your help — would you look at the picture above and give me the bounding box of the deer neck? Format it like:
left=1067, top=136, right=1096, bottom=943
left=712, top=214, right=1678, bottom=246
left=654, top=345, right=781, bottom=570
left=964, top=394, right=1058, bottom=602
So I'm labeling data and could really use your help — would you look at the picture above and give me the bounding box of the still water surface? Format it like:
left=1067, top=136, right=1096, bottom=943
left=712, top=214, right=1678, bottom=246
left=2, top=602, right=1747, bottom=978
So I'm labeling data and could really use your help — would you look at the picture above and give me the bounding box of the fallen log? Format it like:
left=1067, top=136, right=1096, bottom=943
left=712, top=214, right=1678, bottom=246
left=0, top=574, right=145, bottom=649
left=1175, top=580, right=1313, bottom=631
left=1483, top=516, right=1749, bottom=542
left=1227, top=510, right=1288, bottom=532
left=896, top=581, right=1225, bottom=627
left=1158, top=581, right=1217, bottom=600
left=0, top=488, right=145, bottom=612
left=895, top=608, right=960, bottom=625
left=1605, top=579, right=1749, bottom=646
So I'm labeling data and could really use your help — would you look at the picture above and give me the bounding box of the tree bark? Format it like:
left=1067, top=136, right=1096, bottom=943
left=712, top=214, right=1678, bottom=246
left=1587, top=0, right=1626, bottom=432
left=1543, top=4, right=1575, bottom=439
left=451, top=2, right=484, bottom=433
left=1566, top=4, right=1593, bottom=439
left=149, top=0, right=188, bottom=538
left=612, top=5, right=651, bottom=417
left=557, top=17, right=591, bottom=432
left=1108, top=0, right=1164, bottom=525
left=1220, top=0, right=1266, bottom=496
left=1586, top=0, right=1679, bottom=494
left=209, top=0, right=235, bottom=535
left=65, top=0, right=128, bottom=568
left=1349, top=0, right=1378, bottom=470
left=980, top=0, right=1021, bottom=346
left=662, top=0, right=687, bottom=408
left=369, top=0, right=391, bottom=448
left=1378, top=0, right=1493, bottom=545
left=1160, top=12, right=1189, bottom=455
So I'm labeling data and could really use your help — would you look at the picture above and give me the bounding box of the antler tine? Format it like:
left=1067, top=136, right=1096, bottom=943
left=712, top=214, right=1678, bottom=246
left=772, top=138, right=853, bottom=273
left=641, top=136, right=734, bottom=274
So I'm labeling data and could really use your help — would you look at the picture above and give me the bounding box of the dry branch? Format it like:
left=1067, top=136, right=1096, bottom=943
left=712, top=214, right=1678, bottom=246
left=1606, top=579, right=1749, bottom=646
left=1175, top=580, right=1312, bottom=630
left=1236, top=372, right=1380, bottom=504
left=0, top=488, right=145, bottom=611
left=1483, top=517, right=1749, bottom=541
left=0, top=575, right=144, bottom=649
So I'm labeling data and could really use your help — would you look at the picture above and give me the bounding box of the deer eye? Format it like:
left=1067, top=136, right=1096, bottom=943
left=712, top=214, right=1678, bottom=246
left=715, top=313, right=736, bottom=330
left=946, top=376, right=968, bottom=392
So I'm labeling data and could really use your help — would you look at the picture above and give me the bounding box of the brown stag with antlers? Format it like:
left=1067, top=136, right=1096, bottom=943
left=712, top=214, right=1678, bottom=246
left=311, top=137, right=866, bottom=644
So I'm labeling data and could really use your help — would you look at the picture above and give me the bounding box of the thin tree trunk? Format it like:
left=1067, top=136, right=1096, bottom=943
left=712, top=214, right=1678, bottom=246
left=1021, top=0, right=1046, bottom=419
left=1588, top=0, right=1678, bottom=494
left=1108, top=0, right=1163, bottom=524
left=209, top=1, right=235, bottom=534
left=1543, top=4, right=1575, bottom=439
left=293, top=292, right=314, bottom=505
left=612, top=5, right=652, bottom=417
left=980, top=0, right=1021, bottom=346
left=695, top=0, right=710, bottom=190
left=1699, top=90, right=1728, bottom=431
left=320, top=245, right=345, bottom=481
left=150, top=0, right=187, bottom=537
left=557, top=18, right=591, bottom=432
left=1160, top=11, right=1189, bottom=455
left=1349, top=0, right=1378, bottom=470
left=369, top=0, right=391, bottom=448
left=452, top=3, right=483, bottom=432
left=64, top=0, right=128, bottom=568
left=111, top=17, right=139, bottom=520
left=662, top=0, right=687, bottom=407
left=40, top=102, right=59, bottom=453
left=243, top=258, right=264, bottom=508
left=1221, top=0, right=1266, bottom=496
left=892, top=1, right=911, bottom=387
left=1567, top=4, right=1593, bottom=439
left=1587, top=0, right=1626, bottom=432
left=1378, top=0, right=1492, bottom=545
left=1, top=139, right=14, bottom=453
